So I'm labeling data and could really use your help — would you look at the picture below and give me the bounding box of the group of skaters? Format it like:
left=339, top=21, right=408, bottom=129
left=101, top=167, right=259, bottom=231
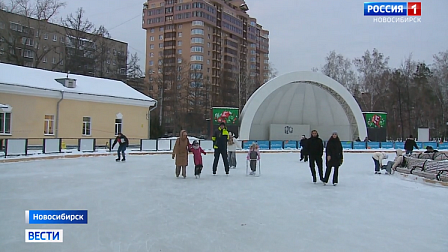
left=171, top=122, right=260, bottom=178
left=299, top=130, right=343, bottom=186
left=112, top=127, right=431, bottom=184
left=372, top=134, right=439, bottom=175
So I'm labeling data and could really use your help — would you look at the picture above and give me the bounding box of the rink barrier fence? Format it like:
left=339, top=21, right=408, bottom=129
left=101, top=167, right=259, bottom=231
left=1, top=138, right=446, bottom=158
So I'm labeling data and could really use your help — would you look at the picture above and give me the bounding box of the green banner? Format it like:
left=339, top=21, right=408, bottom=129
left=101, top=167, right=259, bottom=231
left=364, top=113, right=387, bottom=128
left=212, top=107, right=239, bottom=125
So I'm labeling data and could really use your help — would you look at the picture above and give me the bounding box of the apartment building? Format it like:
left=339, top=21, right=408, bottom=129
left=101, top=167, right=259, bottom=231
left=142, top=0, right=269, bottom=133
left=0, top=10, right=128, bottom=80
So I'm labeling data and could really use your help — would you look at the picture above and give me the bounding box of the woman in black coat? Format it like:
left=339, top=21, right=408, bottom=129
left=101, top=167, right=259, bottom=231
left=324, top=131, right=343, bottom=186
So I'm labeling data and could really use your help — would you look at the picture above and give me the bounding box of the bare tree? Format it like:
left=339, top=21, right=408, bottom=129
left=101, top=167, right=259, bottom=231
left=60, top=7, right=96, bottom=76
left=320, top=50, right=358, bottom=95
left=264, top=62, right=278, bottom=83
left=126, top=52, right=142, bottom=79
left=353, top=48, right=390, bottom=111
left=431, top=50, right=448, bottom=139
left=0, top=0, right=66, bottom=68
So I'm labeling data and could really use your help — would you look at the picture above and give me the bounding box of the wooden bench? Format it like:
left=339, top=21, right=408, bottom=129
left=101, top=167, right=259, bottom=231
left=436, top=168, right=448, bottom=181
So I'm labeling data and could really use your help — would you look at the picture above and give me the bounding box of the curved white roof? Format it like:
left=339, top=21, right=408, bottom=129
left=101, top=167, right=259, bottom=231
left=239, top=71, right=367, bottom=141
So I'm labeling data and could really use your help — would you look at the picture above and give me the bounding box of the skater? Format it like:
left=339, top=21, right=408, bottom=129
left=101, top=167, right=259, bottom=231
left=172, top=130, right=191, bottom=178
left=299, top=135, right=308, bottom=162
left=383, top=149, right=405, bottom=174
left=372, top=152, right=388, bottom=174
left=212, top=122, right=230, bottom=175
left=404, top=135, right=418, bottom=155
left=112, top=132, right=129, bottom=161
left=307, top=130, right=324, bottom=183
left=323, top=131, right=343, bottom=186
left=189, top=140, right=206, bottom=178
left=247, top=142, right=260, bottom=175
left=424, top=146, right=438, bottom=153
left=227, top=133, right=240, bottom=168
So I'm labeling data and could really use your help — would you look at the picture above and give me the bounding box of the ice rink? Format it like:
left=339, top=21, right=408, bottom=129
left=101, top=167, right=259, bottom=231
left=0, top=152, right=447, bottom=252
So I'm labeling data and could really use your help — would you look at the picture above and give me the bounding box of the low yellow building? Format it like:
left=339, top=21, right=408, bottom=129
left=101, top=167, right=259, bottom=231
left=0, top=63, right=157, bottom=145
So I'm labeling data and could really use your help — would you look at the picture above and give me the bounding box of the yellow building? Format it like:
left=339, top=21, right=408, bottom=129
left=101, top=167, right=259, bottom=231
left=0, top=63, right=157, bottom=145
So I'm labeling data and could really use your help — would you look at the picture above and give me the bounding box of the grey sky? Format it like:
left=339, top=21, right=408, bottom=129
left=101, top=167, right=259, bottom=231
left=57, top=0, right=448, bottom=76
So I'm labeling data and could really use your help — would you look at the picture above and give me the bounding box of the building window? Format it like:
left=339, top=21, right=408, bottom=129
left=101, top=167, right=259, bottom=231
left=190, top=55, right=203, bottom=61
left=178, top=41, right=182, bottom=46
left=178, top=58, right=182, bottom=64
left=150, top=28, right=155, bottom=33
left=191, top=37, right=204, bottom=44
left=150, top=44, right=154, bottom=49
left=159, top=27, right=164, bottom=32
left=192, top=20, right=204, bottom=26
left=115, top=119, right=122, bottom=136
left=190, top=64, right=202, bottom=70
left=53, top=34, right=57, bottom=41
left=191, top=29, right=204, bottom=35
left=82, top=117, right=91, bottom=136
left=150, top=52, right=154, bottom=57
left=44, top=115, right=54, bottom=135
left=159, top=43, right=163, bottom=48
left=149, top=60, right=154, bottom=66
left=150, top=36, right=154, bottom=41
left=52, top=57, right=56, bottom=64
left=191, top=46, right=203, bottom=52
left=23, top=49, right=34, bottom=58
left=159, top=35, right=163, bottom=40
left=44, top=33, right=48, bottom=39
left=0, top=112, right=11, bottom=134
left=178, top=24, right=183, bottom=29
left=178, top=49, right=182, bottom=54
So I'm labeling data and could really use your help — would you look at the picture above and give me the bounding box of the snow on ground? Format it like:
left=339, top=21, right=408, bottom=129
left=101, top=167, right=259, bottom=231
left=0, top=153, right=447, bottom=252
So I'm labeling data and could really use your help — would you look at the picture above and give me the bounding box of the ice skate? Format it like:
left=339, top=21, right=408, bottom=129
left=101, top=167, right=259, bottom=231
left=333, top=183, right=338, bottom=186
left=115, top=158, right=120, bottom=162
left=121, top=158, right=125, bottom=162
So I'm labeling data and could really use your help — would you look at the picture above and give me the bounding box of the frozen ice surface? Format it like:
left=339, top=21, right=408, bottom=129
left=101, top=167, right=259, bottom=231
left=0, top=153, right=447, bottom=252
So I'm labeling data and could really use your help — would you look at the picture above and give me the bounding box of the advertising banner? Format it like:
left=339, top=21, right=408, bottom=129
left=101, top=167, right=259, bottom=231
left=212, top=107, right=239, bottom=125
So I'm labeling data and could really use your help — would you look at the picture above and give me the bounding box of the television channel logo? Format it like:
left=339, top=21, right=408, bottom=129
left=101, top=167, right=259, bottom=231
left=364, top=2, right=421, bottom=23
left=25, top=229, right=63, bottom=243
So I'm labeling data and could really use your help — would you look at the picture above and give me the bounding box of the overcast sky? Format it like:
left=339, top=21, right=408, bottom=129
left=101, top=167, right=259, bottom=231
left=56, top=0, right=448, bottom=75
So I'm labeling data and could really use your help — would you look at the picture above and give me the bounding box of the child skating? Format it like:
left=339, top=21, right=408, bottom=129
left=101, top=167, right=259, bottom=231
left=247, top=143, right=260, bottom=175
left=189, top=140, right=206, bottom=178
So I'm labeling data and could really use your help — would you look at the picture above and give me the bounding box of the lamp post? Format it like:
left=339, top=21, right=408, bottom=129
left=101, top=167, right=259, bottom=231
left=206, top=118, right=211, bottom=139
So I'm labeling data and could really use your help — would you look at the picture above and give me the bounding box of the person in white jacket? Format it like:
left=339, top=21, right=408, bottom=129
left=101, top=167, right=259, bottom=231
left=383, top=149, right=405, bottom=174
left=227, top=133, right=241, bottom=168
left=372, top=152, right=388, bottom=174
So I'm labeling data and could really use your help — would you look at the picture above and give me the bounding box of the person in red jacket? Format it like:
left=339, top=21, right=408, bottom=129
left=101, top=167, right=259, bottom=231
left=189, top=140, right=206, bottom=178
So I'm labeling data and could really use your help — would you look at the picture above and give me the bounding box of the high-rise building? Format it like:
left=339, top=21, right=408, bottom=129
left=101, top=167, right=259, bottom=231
left=142, top=0, right=269, bottom=134
left=0, top=10, right=128, bottom=80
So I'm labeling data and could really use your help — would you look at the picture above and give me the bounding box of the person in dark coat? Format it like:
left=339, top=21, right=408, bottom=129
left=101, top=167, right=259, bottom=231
left=404, top=134, right=418, bottom=155
left=112, top=132, right=129, bottom=161
left=212, top=122, right=230, bottom=175
left=299, top=135, right=308, bottom=162
left=323, top=131, right=343, bottom=186
left=307, top=130, right=324, bottom=183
